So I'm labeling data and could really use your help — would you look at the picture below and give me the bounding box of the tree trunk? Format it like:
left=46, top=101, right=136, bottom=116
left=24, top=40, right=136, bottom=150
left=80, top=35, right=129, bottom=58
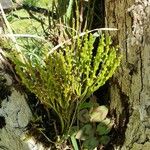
left=105, top=0, right=150, bottom=149
left=1, top=0, right=150, bottom=149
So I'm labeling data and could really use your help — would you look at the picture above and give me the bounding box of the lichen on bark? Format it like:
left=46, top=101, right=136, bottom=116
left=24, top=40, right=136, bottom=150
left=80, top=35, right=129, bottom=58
left=0, top=54, right=32, bottom=150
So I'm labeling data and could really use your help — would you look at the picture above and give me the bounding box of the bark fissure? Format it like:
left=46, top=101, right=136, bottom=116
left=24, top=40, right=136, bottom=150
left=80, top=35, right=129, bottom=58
left=106, top=0, right=150, bottom=149
left=124, top=0, right=129, bottom=63
left=139, top=46, right=144, bottom=104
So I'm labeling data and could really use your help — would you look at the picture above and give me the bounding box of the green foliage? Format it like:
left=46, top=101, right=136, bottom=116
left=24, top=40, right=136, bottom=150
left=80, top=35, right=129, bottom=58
left=1, top=0, right=121, bottom=147
left=23, top=0, right=51, bottom=7
left=6, top=33, right=120, bottom=134
left=83, top=137, right=99, bottom=150
left=74, top=104, right=113, bottom=149
left=23, top=0, right=39, bottom=6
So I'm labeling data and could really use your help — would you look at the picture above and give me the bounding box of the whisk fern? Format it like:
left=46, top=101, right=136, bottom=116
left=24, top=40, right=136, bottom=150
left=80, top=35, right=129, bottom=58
left=6, top=33, right=121, bottom=133
left=1, top=0, right=121, bottom=138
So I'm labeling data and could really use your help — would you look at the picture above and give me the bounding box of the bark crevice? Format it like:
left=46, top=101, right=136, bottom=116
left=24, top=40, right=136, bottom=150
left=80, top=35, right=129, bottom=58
left=105, top=0, right=150, bottom=149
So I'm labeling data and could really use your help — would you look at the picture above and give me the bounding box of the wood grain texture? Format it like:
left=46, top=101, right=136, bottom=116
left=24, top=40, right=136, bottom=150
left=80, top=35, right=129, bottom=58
left=105, top=0, right=150, bottom=149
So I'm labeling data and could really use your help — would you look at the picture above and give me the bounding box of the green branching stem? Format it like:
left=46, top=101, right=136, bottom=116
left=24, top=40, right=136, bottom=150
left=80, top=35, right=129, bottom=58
left=2, top=0, right=121, bottom=141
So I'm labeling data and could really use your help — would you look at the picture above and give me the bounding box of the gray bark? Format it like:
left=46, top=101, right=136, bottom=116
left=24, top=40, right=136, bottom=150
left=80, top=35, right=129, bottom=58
left=105, top=0, right=150, bottom=149
left=0, top=55, right=46, bottom=150
left=0, top=0, right=150, bottom=149
left=0, top=0, right=12, bottom=9
left=0, top=55, right=32, bottom=150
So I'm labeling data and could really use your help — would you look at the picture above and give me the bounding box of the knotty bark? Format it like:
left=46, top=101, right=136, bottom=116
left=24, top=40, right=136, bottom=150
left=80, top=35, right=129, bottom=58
left=105, top=0, right=150, bottom=149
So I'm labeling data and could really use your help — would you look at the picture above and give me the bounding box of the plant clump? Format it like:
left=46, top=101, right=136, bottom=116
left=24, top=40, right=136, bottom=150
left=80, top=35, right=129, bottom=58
left=6, top=33, right=121, bottom=134
left=71, top=101, right=114, bottom=150
left=0, top=0, right=121, bottom=148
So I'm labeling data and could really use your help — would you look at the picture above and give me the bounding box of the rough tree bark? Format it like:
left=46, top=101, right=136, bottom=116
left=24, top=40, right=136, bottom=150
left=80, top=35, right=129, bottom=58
left=105, top=0, right=150, bottom=149
left=0, top=54, right=48, bottom=150
left=0, top=55, right=32, bottom=149
left=0, top=0, right=150, bottom=150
